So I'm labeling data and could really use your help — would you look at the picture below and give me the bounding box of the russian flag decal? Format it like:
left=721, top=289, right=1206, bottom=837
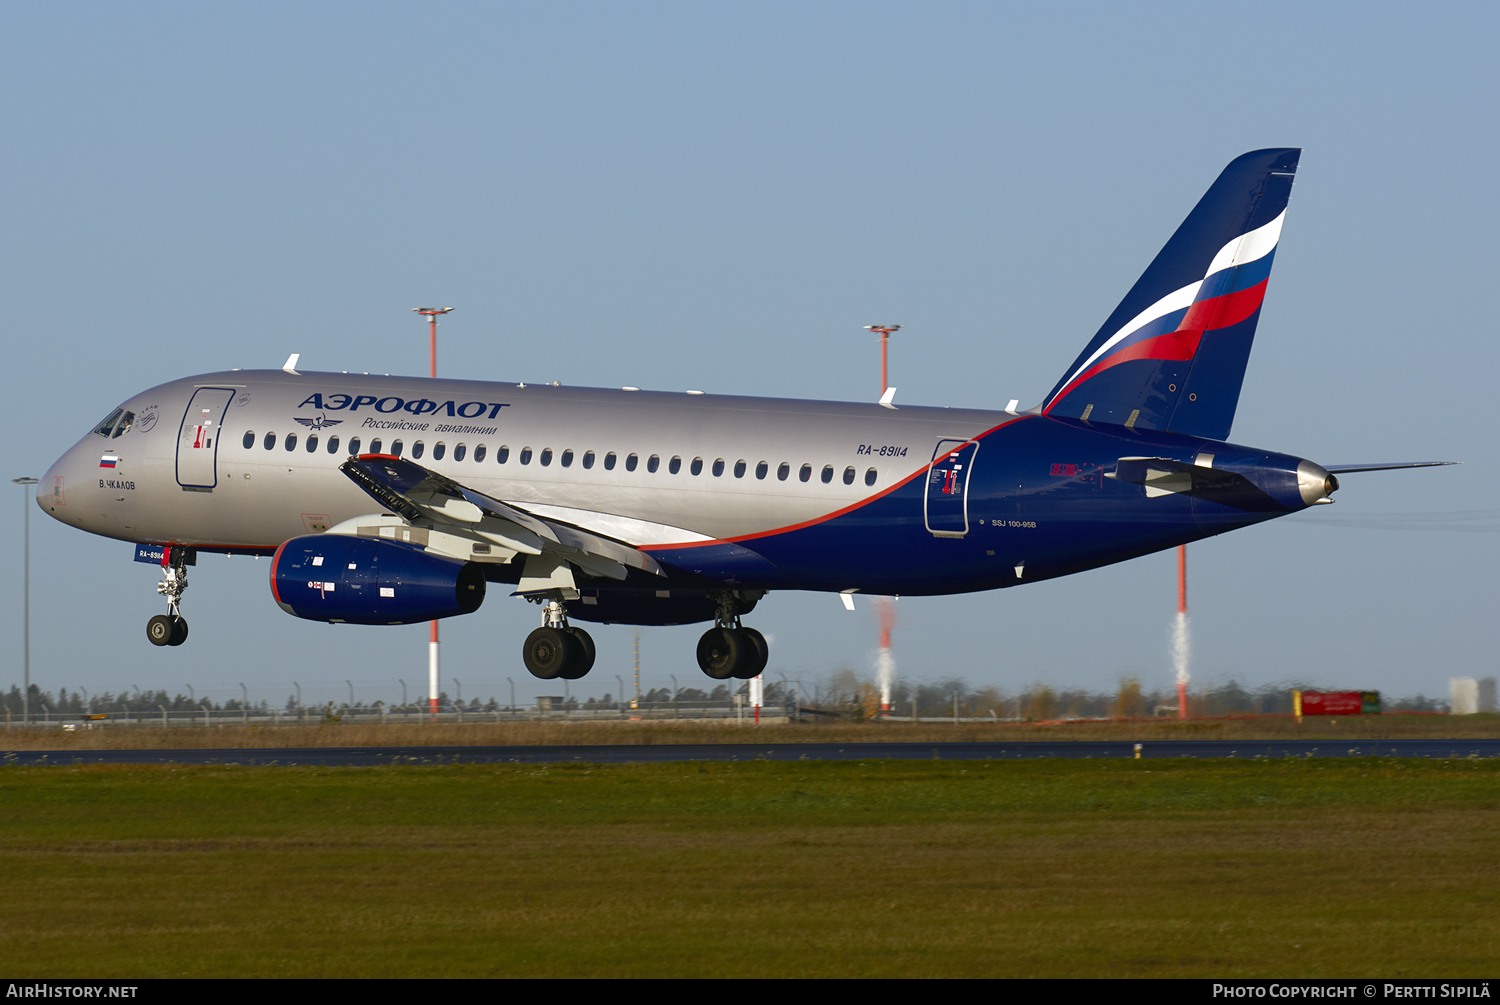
left=99, top=455, right=119, bottom=468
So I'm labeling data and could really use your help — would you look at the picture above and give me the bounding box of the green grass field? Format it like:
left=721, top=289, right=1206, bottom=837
left=1, top=758, right=1496, bottom=978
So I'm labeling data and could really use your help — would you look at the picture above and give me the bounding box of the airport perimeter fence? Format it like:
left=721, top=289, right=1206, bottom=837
left=1, top=701, right=800, bottom=729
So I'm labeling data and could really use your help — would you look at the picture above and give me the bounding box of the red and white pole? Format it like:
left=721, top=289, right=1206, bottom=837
left=864, top=325, right=902, bottom=396
left=1176, top=544, right=1188, bottom=719
left=415, top=308, right=453, bottom=720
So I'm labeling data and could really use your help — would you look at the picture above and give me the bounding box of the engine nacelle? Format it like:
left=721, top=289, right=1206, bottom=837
left=271, top=534, right=486, bottom=625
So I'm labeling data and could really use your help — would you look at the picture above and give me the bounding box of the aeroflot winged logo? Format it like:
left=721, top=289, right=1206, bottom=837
left=293, top=413, right=343, bottom=431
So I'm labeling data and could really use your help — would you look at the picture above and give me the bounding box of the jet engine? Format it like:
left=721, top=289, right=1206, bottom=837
left=271, top=534, right=486, bottom=625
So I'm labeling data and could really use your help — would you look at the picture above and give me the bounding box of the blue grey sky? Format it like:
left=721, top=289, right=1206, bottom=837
left=1, top=1, right=1494, bottom=708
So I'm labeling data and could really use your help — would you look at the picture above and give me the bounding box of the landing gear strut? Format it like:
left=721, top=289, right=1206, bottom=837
left=523, top=595, right=595, bottom=680
left=697, top=591, right=768, bottom=680
left=145, top=546, right=192, bottom=647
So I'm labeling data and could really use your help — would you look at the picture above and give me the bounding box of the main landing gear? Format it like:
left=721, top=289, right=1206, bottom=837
left=696, top=591, right=768, bottom=680
left=522, top=595, right=596, bottom=680
left=145, top=547, right=192, bottom=647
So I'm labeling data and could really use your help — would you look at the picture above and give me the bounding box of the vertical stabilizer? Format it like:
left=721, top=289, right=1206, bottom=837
left=1041, top=148, right=1300, bottom=440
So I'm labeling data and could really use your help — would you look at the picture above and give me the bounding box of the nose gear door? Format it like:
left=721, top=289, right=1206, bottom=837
left=925, top=439, right=979, bottom=538
left=175, top=387, right=237, bottom=489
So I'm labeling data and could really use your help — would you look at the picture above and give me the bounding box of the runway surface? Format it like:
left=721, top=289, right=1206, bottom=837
left=5, top=738, right=1500, bottom=766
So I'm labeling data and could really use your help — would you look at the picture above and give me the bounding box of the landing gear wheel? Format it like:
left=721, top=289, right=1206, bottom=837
left=167, top=616, right=189, bottom=647
left=146, top=615, right=175, bottom=647
left=697, top=626, right=743, bottom=680
left=560, top=627, right=595, bottom=679
left=736, top=626, right=768, bottom=679
left=523, top=626, right=575, bottom=680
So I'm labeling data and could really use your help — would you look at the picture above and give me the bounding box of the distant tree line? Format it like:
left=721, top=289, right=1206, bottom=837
left=1, top=677, right=1449, bottom=720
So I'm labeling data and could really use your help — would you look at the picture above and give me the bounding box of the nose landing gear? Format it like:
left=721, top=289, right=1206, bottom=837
left=697, top=591, right=768, bottom=680
left=523, top=595, right=596, bottom=680
left=145, top=546, right=193, bottom=647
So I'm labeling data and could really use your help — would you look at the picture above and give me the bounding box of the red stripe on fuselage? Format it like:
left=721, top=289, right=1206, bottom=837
left=639, top=415, right=1031, bottom=552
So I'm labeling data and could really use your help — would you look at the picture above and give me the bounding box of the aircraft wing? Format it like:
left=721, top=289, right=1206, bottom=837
left=339, top=454, right=665, bottom=580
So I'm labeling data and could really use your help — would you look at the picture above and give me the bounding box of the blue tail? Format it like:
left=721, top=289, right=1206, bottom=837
left=1040, top=148, right=1300, bottom=440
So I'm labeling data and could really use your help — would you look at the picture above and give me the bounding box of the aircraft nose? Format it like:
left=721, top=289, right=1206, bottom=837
left=1297, top=460, right=1338, bottom=506
left=38, top=445, right=84, bottom=523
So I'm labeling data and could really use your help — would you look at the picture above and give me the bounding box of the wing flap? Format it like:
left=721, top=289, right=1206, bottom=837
left=340, top=454, right=665, bottom=578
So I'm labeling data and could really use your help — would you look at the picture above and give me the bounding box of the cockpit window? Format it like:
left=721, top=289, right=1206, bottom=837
left=93, top=408, right=124, bottom=438
left=111, top=411, right=136, bottom=439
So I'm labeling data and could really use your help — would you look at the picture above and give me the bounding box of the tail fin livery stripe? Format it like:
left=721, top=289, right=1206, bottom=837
left=1044, top=209, right=1285, bottom=413
left=1039, top=148, right=1298, bottom=440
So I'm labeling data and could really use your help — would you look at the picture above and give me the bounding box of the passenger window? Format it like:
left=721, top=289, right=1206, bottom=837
left=626, top=453, right=639, bottom=472
left=756, top=461, right=768, bottom=480
left=454, top=444, right=466, bottom=462
left=647, top=454, right=660, bottom=473
left=285, top=433, right=298, bottom=451
left=433, top=443, right=446, bottom=461
left=264, top=432, right=276, bottom=450
left=370, top=438, right=382, bottom=453
left=777, top=462, right=789, bottom=481
left=731, top=459, right=743, bottom=478
left=328, top=436, right=340, bottom=454
left=712, top=458, right=724, bottom=477
left=93, top=408, right=124, bottom=438
left=348, top=437, right=361, bottom=455
left=821, top=465, right=833, bottom=484
left=307, top=435, right=319, bottom=453
left=520, top=447, right=532, bottom=465
left=474, top=445, right=487, bottom=462
left=561, top=449, right=573, bottom=468
left=690, top=457, right=703, bottom=476
left=843, top=466, right=855, bottom=485
left=669, top=456, right=682, bottom=474
left=411, top=442, right=425, bottom=459
left=865, top=467, right=878, bottom=486
left=799, top=464, right=812, bottom=482
left=391, top=440, right=403, bottom=457
left=540, top=448, right=553, bottom=467
left=243, top=431, right=255, bottom=449
left=604, top=452, right=616, bottom=470
left=582, top=451, right=595, bottom=469
left=498, top=445, right=510, bottom=464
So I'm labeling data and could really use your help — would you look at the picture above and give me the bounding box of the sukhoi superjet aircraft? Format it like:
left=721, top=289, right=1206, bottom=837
left=40, top=149, right=1447, bottom=682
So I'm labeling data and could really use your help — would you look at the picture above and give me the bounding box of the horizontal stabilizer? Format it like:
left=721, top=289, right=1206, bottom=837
left=1324, top=461, right=1459, bottom=474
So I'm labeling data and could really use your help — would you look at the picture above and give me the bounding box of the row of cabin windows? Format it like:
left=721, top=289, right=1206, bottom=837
left=242, top=431, right=879, bottom=488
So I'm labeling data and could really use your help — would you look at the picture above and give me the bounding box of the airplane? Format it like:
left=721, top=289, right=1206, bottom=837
left=38, top=148, right=1450, bottom=683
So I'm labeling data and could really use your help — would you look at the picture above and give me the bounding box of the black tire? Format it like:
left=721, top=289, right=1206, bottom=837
left=146, top=615, right=174, bottom=647
left=523, top=626, right=574, bottom=680
left=696, top=626, right=742, bottom=680
left=736, top=626, right=768, bottom=679
left=167, top=616, right=189, bottom=647
left=561, top=627, right=596, bottom=679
